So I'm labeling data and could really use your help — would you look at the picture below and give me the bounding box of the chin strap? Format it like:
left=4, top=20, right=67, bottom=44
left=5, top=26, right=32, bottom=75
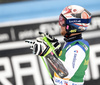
left=64, top=25, right=71, bottom=38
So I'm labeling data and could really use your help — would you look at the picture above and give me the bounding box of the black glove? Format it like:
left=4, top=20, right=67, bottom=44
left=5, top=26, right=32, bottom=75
left=39, top=32, right=62, bottom=56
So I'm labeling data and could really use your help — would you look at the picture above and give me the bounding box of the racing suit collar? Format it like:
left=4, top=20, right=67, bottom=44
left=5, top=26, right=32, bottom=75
left=64, top=34, right=82, bottom=42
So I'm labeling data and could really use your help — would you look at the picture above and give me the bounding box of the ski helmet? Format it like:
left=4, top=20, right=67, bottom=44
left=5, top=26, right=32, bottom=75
left=59, top=5, right=91, bottom=36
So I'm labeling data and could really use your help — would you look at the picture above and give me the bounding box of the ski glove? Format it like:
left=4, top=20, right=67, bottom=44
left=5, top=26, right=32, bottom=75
left=41, top=32, right=62, bottom=56
left=25, top=37, right=50, bottom=56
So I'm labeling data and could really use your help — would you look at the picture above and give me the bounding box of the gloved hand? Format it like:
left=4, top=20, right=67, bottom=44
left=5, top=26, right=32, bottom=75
left=39, top=32, right=62, bottom=56
left=25, top=37, right=50, bottom=56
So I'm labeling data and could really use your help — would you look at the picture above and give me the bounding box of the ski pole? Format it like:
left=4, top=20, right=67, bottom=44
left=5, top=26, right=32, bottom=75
left=39, top=32, right=56, bottom=85
left=39, top=32, right=58, bottom=58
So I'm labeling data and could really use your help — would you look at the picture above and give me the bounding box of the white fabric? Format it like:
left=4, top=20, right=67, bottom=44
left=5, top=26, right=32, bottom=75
left=64, top=45, right=85, bottom=78
left=54, top=45, right=86, bottom=85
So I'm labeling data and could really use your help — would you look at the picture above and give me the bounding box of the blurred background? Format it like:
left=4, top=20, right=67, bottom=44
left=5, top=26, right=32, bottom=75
left=0, top=0, right=100, bottom=85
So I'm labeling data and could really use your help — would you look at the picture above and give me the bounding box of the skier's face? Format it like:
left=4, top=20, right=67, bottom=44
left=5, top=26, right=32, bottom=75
left=59, top=14, right=67, bottom=36
left=60, top=26, right=67, bottom=36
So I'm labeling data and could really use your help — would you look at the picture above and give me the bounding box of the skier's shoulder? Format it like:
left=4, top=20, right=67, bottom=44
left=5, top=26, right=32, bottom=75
left=72, top=39, right=89, bottom=47
left=72, top=39, right=89, bottom=52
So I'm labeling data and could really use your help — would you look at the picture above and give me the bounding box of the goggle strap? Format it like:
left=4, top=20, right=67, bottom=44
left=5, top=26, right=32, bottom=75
left=65, top=18, right=91, bottom=24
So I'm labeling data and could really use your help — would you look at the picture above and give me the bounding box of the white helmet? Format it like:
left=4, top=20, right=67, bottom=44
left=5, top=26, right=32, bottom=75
left=59, top=5, right=91, bottom=36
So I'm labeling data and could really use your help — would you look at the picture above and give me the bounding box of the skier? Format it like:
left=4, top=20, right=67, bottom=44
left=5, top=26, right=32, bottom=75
left=26, top=5, right=91, bottom=85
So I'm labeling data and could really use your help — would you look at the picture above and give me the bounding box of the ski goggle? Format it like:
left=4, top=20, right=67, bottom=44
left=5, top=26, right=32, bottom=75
left=59, top=14, right=66, bottom=26
left=59, top=14, right=91, bottom=26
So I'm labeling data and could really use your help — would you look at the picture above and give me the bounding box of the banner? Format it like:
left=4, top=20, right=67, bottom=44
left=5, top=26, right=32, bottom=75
left=0, top=14, right=100, bottom=85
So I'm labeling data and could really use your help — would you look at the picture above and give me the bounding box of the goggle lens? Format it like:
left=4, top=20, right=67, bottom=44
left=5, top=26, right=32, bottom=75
left=59, top=14, right=66, bottom=26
